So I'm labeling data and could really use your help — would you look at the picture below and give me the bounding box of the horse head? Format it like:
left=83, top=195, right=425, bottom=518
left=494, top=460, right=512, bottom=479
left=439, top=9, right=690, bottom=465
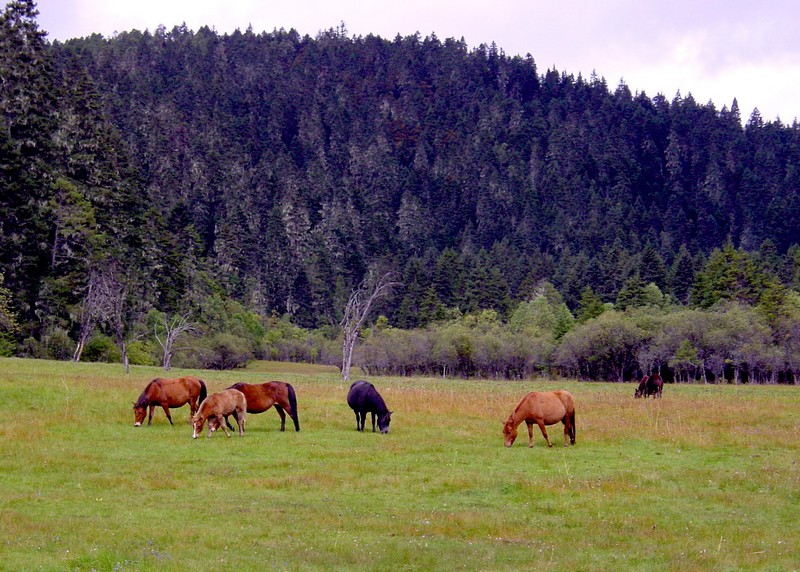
left=191, top=414, right=204, bottom=439
left=378, top=411, right=392, bottom=434
left=133, top=402, right=146, bottom=426
left=502, top=419, right=518, bottom=447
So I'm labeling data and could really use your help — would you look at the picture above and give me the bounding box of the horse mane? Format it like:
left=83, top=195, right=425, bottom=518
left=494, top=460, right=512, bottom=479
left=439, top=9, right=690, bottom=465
left=372, top=388, right=390, bottom=415
left=507, top=398, right=528, bottom=425
left=134, top=379, right=160, bottom=408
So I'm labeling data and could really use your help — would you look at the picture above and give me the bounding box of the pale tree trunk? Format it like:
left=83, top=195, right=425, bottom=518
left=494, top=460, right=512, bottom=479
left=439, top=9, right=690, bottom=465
left=154, top=313, right=197, bottom=371
left=80, top=259, right=134, bottom=373
left=120, top=338, right=129, bottom=374
left=72, top=333, right=89, bottom=362
left=73, top=273, right=101, bottom=362
left=341, top=271, right=397, bottom=381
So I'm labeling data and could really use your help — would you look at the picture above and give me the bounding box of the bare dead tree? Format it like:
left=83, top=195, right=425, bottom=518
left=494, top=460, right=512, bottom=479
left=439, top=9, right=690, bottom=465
left=153, top=312, right=197, bottom=371
left=98, top=261, right=131, bottom=372
left=73, top=260, right=133, bottom=372
left=73, top=269, right=105, bottom=362
left=340, top=271, right=397, bottom=381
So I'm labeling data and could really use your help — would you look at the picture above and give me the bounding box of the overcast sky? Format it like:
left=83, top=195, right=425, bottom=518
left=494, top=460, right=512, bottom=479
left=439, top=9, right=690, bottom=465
left=35, top=0, right=800, bottom=123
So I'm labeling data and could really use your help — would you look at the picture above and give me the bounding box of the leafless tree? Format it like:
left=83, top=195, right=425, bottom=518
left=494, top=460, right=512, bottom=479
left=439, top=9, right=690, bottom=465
left=153, top=312, right=197, bottom=370
left=72, top=269, right=105, bottom=362
left=73, top=260, right=132, bottom=372
left=340, top=271, right=397, bottom=381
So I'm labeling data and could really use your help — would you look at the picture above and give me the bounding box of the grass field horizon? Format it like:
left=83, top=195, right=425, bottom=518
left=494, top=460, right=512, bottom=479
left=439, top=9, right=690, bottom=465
left=1, top=357, right=798, bottom=570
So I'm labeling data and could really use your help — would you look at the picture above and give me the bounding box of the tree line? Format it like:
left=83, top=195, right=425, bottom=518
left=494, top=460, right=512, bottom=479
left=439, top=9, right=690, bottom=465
left=1, top=2, right=800, bottom=383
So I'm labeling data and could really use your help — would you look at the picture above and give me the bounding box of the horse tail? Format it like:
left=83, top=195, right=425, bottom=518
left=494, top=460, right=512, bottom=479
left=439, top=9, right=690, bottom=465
left=286, top=383, right=300, bottom=431
left=562, top=391, right=576, bottom=445
left=570, top=408, right=576, bottom=444
left=198, top=379, right=208, bottom=404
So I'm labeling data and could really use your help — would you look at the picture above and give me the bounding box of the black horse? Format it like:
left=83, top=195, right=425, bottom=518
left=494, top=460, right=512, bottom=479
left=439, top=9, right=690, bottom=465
left=634, top=373, right=663, bottom=398
left=347, top=380, right=392, bottom=433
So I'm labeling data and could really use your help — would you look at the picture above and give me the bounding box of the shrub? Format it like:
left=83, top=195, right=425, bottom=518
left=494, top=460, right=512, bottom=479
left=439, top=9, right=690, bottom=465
left=0, top=332, right=16, bottom=357
left=196, top=333, right=252, bottom=370
left=126, top=340, right=158, bottom=366
left=83, top=334, right=121, bottom=363
left=18, top=328, right=74, bottom=360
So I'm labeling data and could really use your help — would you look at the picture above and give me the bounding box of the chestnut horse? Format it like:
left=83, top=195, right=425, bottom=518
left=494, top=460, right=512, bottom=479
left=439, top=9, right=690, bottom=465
left=634, top=373, right=663, bottom=398
left=133, top=376, right=207, bottom=426
left=223, top=381, right=300, bottom=432
left=192, top=389, right=246, bottom=438
left=503, top=390, right=576, bottom=448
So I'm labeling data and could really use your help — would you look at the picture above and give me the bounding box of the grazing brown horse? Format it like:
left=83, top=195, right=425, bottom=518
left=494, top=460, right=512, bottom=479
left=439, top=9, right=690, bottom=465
left=133, top=376, right=207, bottom=426
left=503, top=390, right=576, bottom=448
left=192, top=389, right=246, bottom=438
left=223, top=381, right=300, bottom=432
left=634, top=373, right=663, bottom=398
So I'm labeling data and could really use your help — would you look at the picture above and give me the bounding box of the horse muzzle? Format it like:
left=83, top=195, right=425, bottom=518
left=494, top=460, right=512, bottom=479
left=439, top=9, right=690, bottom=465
left=134, top=422, right=141, bottom=427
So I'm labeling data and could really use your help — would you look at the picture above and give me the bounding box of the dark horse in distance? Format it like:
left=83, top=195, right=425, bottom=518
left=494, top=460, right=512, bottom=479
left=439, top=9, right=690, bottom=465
left=634, top=373, right=663, bottom=398
left=347, top=380, right=392, bottom=433
left=223, top=381, right=300, bottom=432
left=133, top=376, right=207, bottom=426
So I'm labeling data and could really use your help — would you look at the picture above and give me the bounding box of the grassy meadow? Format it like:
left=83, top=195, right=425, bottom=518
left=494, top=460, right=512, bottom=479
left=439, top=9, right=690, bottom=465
left=1, top=357, right=798, bottom=571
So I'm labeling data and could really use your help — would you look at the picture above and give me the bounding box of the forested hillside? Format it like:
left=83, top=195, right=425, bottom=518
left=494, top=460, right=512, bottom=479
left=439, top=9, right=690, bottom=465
left=2, top=1, right=800, bottom=380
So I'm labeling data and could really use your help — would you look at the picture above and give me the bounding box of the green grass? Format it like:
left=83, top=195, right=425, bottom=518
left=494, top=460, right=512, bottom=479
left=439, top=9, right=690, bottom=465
left=1, top=358, right=798, bottom=571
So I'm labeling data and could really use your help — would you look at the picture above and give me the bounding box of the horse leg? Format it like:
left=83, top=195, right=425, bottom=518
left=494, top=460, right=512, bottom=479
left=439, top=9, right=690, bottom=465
left=536, top=420, right=553, bottom=447
left=162, top=404, right=174, bottom=425
left=218, top=415, right=231, bottom=438
left=356, top=411, right=365, bottom=431
left=238, top=411, right=245, bottom=436
left=371, top=412, right=377, bottom=432
left=562, top=420, right=570, bottom=446
left=274, top=404, right=287, bottom=431
left=526, top=421, right=535, bottom=447
left=147, top=404, right=155, bottom=425
left=225, top=414, right=235, bottom=431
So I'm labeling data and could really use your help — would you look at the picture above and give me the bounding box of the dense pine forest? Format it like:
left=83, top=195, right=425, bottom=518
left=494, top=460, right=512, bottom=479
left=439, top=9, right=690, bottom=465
left=2, top=1, right=800, bottom=382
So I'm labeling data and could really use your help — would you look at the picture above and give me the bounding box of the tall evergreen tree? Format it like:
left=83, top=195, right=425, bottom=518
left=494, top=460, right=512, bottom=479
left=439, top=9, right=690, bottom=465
left=669, top=244, right=696, bottom=304
left=691, top=242, right=767, bottom=308
left=615, top=274, right=648, bottom=310
left=576, top=286, right=605, bottom=323
left=0, top=0, right=57, bottom=325
left=639, top=242, right=668, bottom=289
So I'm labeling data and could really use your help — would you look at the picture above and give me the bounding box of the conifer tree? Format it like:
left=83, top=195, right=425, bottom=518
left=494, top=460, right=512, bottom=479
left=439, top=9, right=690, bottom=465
left=576, top=286, right=605, bottom=323
left=669, top=245, right=696, bottom=305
